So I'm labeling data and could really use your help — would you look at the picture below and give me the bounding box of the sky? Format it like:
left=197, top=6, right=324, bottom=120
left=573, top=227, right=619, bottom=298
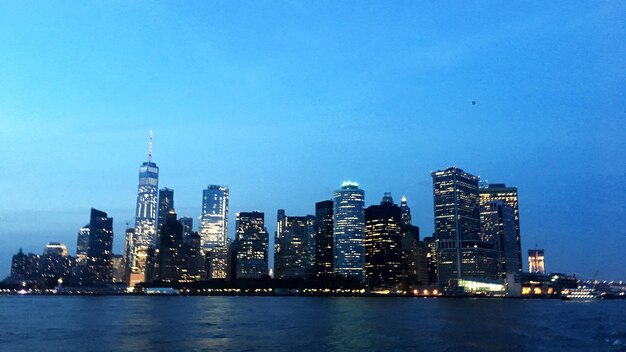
left=0, top=1, right=624, bottom=280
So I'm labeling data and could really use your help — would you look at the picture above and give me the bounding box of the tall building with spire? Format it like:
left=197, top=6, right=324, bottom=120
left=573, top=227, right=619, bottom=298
left=127, top=131, right=159, bottom=286
left=400, top=195, right=412, bottom=226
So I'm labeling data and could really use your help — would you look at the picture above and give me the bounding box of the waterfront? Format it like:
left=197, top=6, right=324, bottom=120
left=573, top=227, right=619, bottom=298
left=1, top=296, right=624, bottom=351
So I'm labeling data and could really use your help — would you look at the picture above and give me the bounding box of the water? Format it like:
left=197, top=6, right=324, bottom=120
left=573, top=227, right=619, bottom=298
left=0, top=296, right=624, bottom=351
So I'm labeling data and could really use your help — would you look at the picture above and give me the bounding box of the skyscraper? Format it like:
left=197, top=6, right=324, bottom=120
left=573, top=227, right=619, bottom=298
left=76, top=226, right=90, bottom=267
left=400, top=195, right=412, bottom=226
left=234, top=211, right=268, bottom=279
left=157, top=187, right=174, bottom=234
left=528, top=249, right=545, bottom=274
left=365, top=193, right=403, bottom=289
left=199, top=185, right=229, bottom=279
left=86, top=208, right=114, bottom=285
left=128, top=132, right=159, bottom=286
left=274, top=210, right=315, bottom=280
left=333, top=181, right=365, bottom=281
left=155, top=210, right=205, bottom=282
left=432, top=167, right=497, bottom=287
left=40, top=242, right=72, bottom=282
left=314, top=200, right=334, bottom=278
left=479, top=183, right=523, bottom=271
left=480, top=200, right=519, bottom=279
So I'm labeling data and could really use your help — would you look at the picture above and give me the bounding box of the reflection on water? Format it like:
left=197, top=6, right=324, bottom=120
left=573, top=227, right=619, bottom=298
left=0, top=296, right=624, bottom=351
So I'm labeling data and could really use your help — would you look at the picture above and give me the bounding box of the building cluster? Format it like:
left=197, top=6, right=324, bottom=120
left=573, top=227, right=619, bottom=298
left=4, top=136, right=575, bottom=296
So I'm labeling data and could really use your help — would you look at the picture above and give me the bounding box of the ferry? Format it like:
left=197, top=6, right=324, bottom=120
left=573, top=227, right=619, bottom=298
left=145, top=287, right=180, bottom=295
left=561, top=287, right=600, bottom=301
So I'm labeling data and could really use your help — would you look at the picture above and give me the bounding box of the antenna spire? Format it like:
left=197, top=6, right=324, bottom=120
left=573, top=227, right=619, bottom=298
left=148, top=130, right=153, bottom=162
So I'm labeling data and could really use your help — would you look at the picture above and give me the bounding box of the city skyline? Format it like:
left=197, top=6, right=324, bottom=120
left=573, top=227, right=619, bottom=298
left=1, top=2, right=624, bottom=281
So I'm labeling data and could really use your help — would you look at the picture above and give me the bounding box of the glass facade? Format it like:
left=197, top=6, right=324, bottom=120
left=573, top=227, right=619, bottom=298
left=274, top=210, right=315, bottom=279
left=333, top=182, right=365, bottom=281
left=128, top=157, right=159, bottom=286
left=234, top=211, right=268, bottom=279
left=432, top=167, right=483, bottom=286
left=199, top=185, right=229, bottom=279
left=86, top=208, right=114, bottom=285
left=480, top=200, right=519, bottom=279
left=157, top=188, right=174, bottom=235
left=364, top=193, right=403, bottom=289
left=314, top=200, right=334, bottom=278
left=479, top=184, right=523, bottom=272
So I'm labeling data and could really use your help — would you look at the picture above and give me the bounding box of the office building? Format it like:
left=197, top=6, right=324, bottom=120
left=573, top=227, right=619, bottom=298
left=155, top=210, right=205, bottom=282
left=314, top=200, right=334, bottom=278
left=234, top=211, right=268, bottom=279
left=480, top=200, right=519, bottom=279
left=85, top=208, right=114, bottom=285
left=528, top=249, right=545, bottom=274
left=432, top=167, right=497, bottom=286
left=479, top=183, right=523, bottom=271
left=364, top=193, right=403, bottom=289
left=11, top=249, right=40, bottom=279
left=199, top=185, right=229, bottom=279
left=333, top=181, right=365, bottom=281
left=157, top=188, right=174, bottom=234
left=128, top=132, right=159, bottom=286
left=40, top=242, right=72, bottom=282
left=400, top=195, right=412, bottom=226
left=274, top=210, right=315, bottom=279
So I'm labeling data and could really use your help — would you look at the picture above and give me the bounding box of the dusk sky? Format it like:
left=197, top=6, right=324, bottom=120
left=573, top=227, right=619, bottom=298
left=0, top=2, right=624, bottom=280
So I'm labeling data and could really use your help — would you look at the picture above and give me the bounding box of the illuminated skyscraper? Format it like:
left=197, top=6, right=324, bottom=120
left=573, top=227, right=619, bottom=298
left=365, top=193, right=403, bottom=289
left=432, top=167, right=497, bottom=287
left=40, top=242, right=72, bottom=282
left=199, top=185, right=229, bottom=279
left=400, top=195, right=412, bottom=226
left=86, top=208, right=114, bottom=285
left=528, top=249, right=545, bottom=274
left=479, top=183, right=523, bottom=271
left=76, top=226, right=90, bottom=267
left=234, top=211, right=268, bottom=279
left=314, top=200, right=334, bottom=278
left=333, top=181, right=365, bottom=281
left=274, top=210, right=315, bottom=279
left=128, top=132, right=159, bottom=286
left=480, top=200, right=519, bottom=279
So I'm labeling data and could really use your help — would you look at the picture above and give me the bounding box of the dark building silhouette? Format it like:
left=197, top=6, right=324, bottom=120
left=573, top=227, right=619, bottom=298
left=234, top=212, right=268, bottom=279
left=155, top=210, right=205, bottom=282
left=157, top=187, right=174, bottom=234
left=423, top=236, right=438, bottom=285
left=314, top=200, right=334, bottom=278
left=274, top=210, right=315, bottom=279
left=432, top=167, right=497, bottom=287
left=480, top=200, right=519, bottom=279
left=85, top=208, right=114, bottom=285
left=364, top=193, right=403, bottom=289
left=479, top=183, right=523, bottom=272
left=11, top=249, right=40, bottom=279
left=40, top=242, right=72, bottom=283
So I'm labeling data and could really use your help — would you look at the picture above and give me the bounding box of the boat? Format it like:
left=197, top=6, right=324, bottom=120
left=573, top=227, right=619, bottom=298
left=561, top=287, right=600, bottom=300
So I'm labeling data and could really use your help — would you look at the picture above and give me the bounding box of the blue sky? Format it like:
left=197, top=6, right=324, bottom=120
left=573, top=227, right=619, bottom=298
left=0, top=2, right=624, bottom=280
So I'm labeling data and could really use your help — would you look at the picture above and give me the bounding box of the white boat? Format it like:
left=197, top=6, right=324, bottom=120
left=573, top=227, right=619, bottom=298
left=561, top=287, right=600, bottom=300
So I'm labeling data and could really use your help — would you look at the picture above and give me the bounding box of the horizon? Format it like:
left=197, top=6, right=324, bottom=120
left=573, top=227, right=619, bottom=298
left=1, top=2, right=625, bottom=281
